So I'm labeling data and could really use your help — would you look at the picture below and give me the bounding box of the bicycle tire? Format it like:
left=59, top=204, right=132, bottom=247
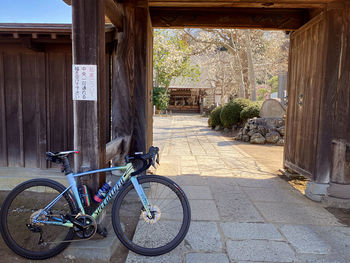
left=112, top=175, right=191, bottom=256
left=0, top=179, right=77, bottom=260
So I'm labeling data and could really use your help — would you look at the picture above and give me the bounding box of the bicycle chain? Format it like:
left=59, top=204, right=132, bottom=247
left=37, top=215, right=99, bottom=244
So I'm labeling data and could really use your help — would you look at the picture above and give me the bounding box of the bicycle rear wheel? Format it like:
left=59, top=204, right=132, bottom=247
left=0, top=179, right=77, bottom=260
left=112, top=175, right=191, bottom=256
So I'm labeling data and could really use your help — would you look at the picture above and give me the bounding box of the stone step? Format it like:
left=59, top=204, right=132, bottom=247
left=63, top=212, right=122, bottom=262
left=0, top=167, right=68, bottom=190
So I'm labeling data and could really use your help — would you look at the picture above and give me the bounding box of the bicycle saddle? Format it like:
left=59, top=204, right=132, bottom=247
left=46, top=151, right=79, bottom=163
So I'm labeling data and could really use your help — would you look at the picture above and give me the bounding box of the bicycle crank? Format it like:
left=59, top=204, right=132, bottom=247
left=72, top=214, right=97, bottom=239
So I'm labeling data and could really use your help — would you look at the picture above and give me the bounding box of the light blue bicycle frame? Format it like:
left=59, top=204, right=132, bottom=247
left=32, top=163, right=152, bottom=228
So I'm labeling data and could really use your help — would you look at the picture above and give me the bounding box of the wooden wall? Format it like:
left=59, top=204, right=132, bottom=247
left=285, top=2, right=350, bottom=185
left=0, top=43, right=112, bottom=169
left=0, top=44, right=73, bottom=168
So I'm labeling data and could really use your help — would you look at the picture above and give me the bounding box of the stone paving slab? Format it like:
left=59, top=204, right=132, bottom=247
left=189, top=199, right=220, bottom=221
left=213, top=192, right=264, bottom=222
left=185, top=253, right=229, bottom=263
left=221, top=222, right=283, bottom=241
left=254, top=202, right=343, bottom=226
left=126, top=243, right=186, bottom=263
left=181, top=185, right=213, bottom=200
left=185, top=222, right=222, bottom=252
left=242, top=186, right=307, bottom=204
left=226, top=239, right=295, bottom=262
left=280, top=225, right=330, bottom=254
left=207, top=177, right=242, bottom=194
left=168, top=175, right=207, bottom=186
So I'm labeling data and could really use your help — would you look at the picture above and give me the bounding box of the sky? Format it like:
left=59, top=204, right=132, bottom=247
left=0, top=0, right=72, bottom=23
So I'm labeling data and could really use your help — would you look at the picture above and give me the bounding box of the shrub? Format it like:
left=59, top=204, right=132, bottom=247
left=153, top=87, right=170, bottom=110
left=220, top=102, right=242, bottom=128
left=208, top=106, right=222, bottom=128
left=231, top=98, right=251, bottom=111
left=240, top=101, right=263, bottom=122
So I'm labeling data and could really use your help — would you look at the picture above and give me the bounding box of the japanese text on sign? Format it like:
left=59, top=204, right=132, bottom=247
left=72, top=64, right=97, bottom=101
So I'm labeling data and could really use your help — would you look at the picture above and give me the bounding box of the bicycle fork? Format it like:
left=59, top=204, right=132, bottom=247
left=130, top=177, right=152, bottom=218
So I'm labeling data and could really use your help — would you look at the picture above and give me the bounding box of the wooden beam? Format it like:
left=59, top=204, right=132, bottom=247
left=72, top=0, right=107, bottom=192
left=149, top=0, right=331, bottom=9
left=150, top=7, right=308, bottom=30
left=63, top=0, right=123, bottom=29
left=105, top=136, right=131, bottom=162
left=104, top=0, right=123, bottom=30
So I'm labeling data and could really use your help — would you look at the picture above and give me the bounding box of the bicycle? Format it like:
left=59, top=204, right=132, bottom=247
left=0, top=146, right=191, bottom=260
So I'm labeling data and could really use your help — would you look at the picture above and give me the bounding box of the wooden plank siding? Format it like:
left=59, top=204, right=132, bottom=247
left=0, top=41, right=114, bottom=169
left=285, top=2, right=350, bottom=185
left=284, top=13, right=326, bottom=180
left=0, top=44, right=74, bottom=168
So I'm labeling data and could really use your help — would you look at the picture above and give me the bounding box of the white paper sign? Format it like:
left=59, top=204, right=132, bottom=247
left=72, top=64, right=97, bottom=101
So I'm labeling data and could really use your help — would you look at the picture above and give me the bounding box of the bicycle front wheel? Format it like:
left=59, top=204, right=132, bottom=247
left=112, top=175, right=191, bottom=256
left=0, top=179, right=77, bottom=260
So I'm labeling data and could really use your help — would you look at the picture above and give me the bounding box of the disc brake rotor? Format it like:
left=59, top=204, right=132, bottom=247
left=142, top=205, right=161, bottom=223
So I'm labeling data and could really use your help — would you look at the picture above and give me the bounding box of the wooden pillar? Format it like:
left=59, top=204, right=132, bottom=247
left=111, top=2, right=135, bottom=164
left=72, top=0, right=106, bottom=191
left=132, top=1, right=153, bottom=153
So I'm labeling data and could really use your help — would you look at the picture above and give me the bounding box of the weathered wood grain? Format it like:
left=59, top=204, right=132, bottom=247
left=111, top=2, right=135, bottom=164
left=0, top=52, right=7, bottom=167
left=285, top=12, right=326, bottom=180
left=150, top=7, right=308, bottom=30
left=133, top=3, right=153, bottom=154
left=72, top=0, right=107, bottom=191
left=149, top=0, right=331, bottom=9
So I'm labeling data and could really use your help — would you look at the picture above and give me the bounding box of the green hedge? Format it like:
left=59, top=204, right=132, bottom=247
left=220, top=102, right=241, bottom=128
left=218, top=98, right=263, bottom=128
left=208, top=106, right=222, bottom=128
left=231, top=98, right=251, bottom=111
left=240, top=101, right=262, bottom=122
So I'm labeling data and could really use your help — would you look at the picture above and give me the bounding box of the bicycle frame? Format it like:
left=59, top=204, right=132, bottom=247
left=32, top=163, right=152, bottom=227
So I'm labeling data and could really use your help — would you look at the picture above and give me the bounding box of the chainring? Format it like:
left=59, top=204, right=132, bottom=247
left=73, top=215, right=97, bottom=239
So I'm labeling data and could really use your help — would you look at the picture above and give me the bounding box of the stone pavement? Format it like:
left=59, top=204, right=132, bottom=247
left=126, top=114, right=350, bottom=263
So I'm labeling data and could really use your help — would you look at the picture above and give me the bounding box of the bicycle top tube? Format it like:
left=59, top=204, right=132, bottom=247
left=73, top=164, right=131, bottom=178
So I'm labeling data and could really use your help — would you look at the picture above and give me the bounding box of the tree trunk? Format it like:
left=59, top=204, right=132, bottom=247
left=246, top=30, right=256, bottom=101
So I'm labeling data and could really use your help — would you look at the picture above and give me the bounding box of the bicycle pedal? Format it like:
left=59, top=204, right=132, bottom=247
left=97, top=225, right=107, bottom=238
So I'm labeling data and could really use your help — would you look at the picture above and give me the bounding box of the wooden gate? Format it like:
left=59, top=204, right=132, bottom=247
left=284, top=13, right=327, bottom=180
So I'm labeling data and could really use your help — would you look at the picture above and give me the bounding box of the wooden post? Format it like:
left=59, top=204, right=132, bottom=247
left=72, top=0, right=106, bottom=192
left=111, top=2, right=135, bottom=165
left=132, top=1, right=153, bottom=153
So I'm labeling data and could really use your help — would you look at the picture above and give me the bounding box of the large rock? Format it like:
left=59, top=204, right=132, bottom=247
left=250, top=133, right=266, bottom=144
left=260, top=99, right=286, bottom=118
left=236, top=134, right=243, bottom=141
left=242, top=135, right=250, bottom=142
left=277, top=126, right=285, bottom=136
left=266, top=131, right=281, bottom=144
left=257, top=125, right=269, bottom=136
left=277, top=138, right=284, bottom=146
left=247, top=129, right=258, bottom=137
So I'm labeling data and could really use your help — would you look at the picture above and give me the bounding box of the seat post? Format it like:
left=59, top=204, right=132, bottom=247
left=61, top=157, right=73, bottom=175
